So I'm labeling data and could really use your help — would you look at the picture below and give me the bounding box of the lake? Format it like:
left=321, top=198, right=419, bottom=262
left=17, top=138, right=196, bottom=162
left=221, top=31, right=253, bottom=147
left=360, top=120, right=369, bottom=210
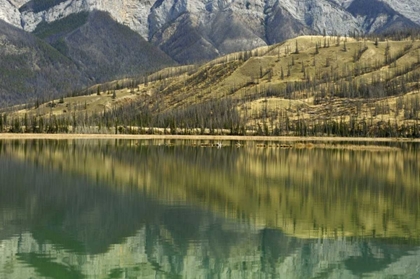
left=0, top=139, right=419, bottom=278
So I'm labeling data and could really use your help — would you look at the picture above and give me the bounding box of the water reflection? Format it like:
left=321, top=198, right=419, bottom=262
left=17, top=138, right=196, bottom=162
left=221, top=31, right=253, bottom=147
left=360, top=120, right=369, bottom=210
left=0, top=139, right=419, bottom=278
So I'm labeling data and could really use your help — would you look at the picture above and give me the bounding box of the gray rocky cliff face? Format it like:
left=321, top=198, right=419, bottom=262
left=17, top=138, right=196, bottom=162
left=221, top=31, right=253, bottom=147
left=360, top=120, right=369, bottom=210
left=378, top=0, right=420, bottom=24
left=332, top=0, right=420, bottom=22
left=0, top=0, right=21, bottom=27
left=145, top=0, right=366, bottom=61
left=2, top=0, right=420, bottom=63
left=6, top=0, right=420, bottom=36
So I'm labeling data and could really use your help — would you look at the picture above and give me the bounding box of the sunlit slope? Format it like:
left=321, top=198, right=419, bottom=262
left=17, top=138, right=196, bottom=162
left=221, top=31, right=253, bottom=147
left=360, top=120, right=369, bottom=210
left=154, top=36, right=420, bottom=127
left=13, top=35, right=420, bottom=133
left=4, top=140, right=420, bottom=239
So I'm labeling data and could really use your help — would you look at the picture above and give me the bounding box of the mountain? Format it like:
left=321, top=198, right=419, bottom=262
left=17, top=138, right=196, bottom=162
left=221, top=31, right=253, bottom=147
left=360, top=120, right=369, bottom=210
left=344, top=0, right=420, bottom=25
left=347, top=0, right=420, bottom=34
left=34, top=10, right=176, bottom=84
left=0, top=19, right=87, bottom=106
left=0, top=11, right=175, bottom=105
left=1, top=0, right=420, bottom=105
left=2, top=0, right=420, bottom=64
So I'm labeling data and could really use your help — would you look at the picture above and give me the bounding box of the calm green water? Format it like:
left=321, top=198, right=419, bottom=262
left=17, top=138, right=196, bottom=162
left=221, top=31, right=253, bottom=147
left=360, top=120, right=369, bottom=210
left=0, top=139, right=419, bottom=278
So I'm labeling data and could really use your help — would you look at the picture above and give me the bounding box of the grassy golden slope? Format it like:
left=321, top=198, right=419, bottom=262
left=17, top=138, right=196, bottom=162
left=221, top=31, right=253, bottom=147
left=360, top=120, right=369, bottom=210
left=12, top=35, right=420, bottom=131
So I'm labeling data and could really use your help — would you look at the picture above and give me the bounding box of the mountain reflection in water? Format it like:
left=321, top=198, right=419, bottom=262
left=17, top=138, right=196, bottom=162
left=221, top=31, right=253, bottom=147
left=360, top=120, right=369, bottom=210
left=0, top=139, right=419, bottom=278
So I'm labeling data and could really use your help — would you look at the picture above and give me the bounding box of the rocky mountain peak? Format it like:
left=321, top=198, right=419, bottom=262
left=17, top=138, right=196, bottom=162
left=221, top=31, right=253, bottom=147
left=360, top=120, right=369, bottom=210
left=1, top=0, right=420, bottom=64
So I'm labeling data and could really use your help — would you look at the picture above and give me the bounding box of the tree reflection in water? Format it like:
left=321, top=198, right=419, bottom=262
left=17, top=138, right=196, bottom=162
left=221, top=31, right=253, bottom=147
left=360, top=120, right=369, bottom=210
left=0, top=139, right=419, bottom=278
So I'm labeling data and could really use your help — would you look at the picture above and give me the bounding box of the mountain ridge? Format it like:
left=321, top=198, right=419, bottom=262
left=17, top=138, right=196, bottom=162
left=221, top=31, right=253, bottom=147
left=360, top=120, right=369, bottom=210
left=1, top=1, right=420, bottom=106
left=2, top=0, right=420, bottom=64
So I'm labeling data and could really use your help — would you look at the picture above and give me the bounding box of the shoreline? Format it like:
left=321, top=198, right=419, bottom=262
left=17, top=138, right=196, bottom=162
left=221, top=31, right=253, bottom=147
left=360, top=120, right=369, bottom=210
left=0, top=133, right=419, bottom=142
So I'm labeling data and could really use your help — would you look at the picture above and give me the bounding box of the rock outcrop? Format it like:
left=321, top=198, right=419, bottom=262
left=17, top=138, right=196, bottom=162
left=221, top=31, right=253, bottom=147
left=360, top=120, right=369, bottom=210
left=0, top=0, right=21, bottom=27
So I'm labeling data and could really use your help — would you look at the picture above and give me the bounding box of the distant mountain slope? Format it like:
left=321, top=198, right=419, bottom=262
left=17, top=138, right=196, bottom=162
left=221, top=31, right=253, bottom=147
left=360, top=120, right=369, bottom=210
left=0, top=19, right=87, bottom=106
left=264, top=4, right=313, bottom=44
left=146, top=0, right=363, bottom=62
left=0, top=1, right=420, bottom=107
left=348, top=0, right=419, bottom=34
left=3, top=0, right=418, bottom=64
left=0, top=11, right=176, bottom=106
left=35, top=11, right=176, bottom=83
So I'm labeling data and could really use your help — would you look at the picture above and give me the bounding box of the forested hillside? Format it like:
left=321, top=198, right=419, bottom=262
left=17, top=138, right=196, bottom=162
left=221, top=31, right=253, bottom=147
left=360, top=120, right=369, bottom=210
left=4, top=34, right=420, bottom=137
left=34, top=11, right=176, bottom=84
left=0, top=19, right=88, bottom=107
left=0, top=11, right=175, bottom=106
